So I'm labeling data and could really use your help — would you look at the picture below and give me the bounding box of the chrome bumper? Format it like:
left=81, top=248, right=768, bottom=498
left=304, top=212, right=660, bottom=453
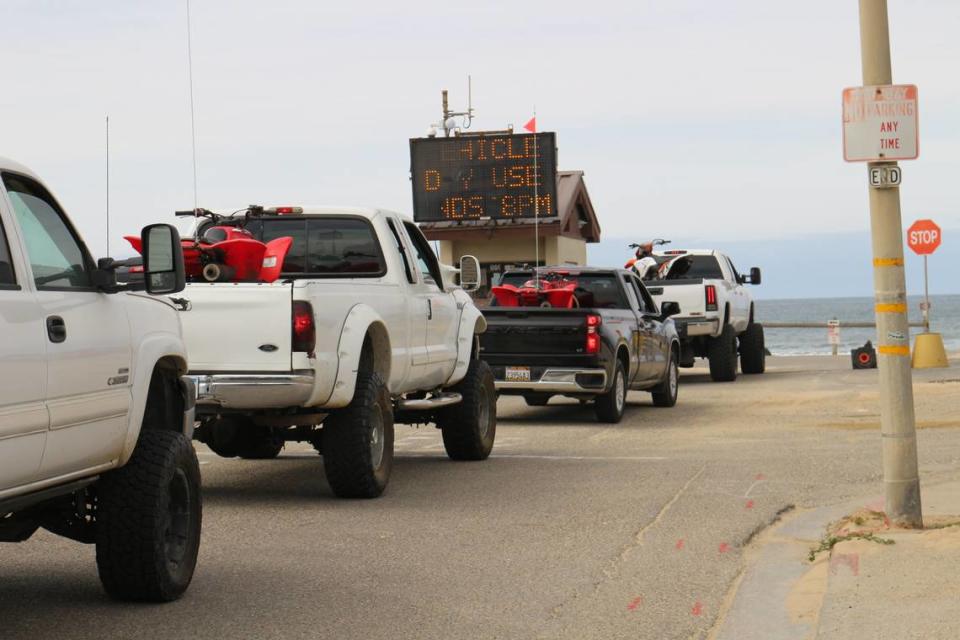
left=677, top=317, right=720, bottom=337
left=495, top=368, right=608, bottom=394
left=188, top=373, right=315, bottom=409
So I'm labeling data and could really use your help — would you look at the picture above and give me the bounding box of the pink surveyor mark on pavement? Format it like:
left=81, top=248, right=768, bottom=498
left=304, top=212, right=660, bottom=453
left=718, top=542, right=730, bottom=554
left=755, top=473, right=766, bottom=481
left=675, top=539, right=685, bottom=551
left=745, top=499, right=755, bottom=510
left=830, top=553, right=860, bottom=576
left=691, top=602, right=703, bottom=616
left=627, top=596, right=642, bottom=611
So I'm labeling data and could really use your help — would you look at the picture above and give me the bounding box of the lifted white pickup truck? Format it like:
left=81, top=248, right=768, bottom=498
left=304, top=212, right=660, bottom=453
left=178, top=206, right=495, bottom=498
left=645, top=249, right=765, bottom=382
left=0, top=158, right=200, bottom=601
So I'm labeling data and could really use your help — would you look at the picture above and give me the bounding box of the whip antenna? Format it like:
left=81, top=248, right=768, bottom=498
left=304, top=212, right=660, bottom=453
left=185, top=0, right=199, bottom=211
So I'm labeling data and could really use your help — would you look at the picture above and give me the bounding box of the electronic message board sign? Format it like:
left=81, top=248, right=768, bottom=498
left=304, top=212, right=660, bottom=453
left=410, top=132, right=557, bottom=222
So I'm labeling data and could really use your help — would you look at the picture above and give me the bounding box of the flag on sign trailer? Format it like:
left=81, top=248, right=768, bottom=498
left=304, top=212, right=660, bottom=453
left=523, top=116, right=536, bottom=133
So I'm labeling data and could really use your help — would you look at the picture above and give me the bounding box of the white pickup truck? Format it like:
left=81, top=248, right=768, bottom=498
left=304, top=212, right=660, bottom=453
left=0, top=158, right=201, bottom=601
left=177, top=206, right=495, bottom=498
left=645, top=249, right=765, bottom=382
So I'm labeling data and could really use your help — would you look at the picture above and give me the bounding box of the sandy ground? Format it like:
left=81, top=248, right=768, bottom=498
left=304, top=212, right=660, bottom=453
left=1, top=355, right=957, bottom=640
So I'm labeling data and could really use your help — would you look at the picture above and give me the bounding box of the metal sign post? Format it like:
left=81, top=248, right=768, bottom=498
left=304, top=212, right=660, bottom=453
left=907, top=218, right=942, bottom=334
left=853, top=0, right=922, bottom=528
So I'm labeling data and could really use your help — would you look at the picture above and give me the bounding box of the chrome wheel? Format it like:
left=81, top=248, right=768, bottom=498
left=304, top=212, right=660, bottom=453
left=615, top=369, right=626, bottom=412
left=369, top=406, right=385, bottom=469
left=669, top=360, right=678, bottom=399
left=477, top=386, right=492, bottom=440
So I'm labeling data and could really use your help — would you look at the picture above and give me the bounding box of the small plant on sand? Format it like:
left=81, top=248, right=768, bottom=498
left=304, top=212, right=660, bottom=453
left=808, top=532, right=895, bottom=562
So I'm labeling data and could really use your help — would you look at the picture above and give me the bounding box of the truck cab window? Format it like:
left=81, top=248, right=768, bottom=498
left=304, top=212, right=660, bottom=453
left=249, top=216, right=386, bottom=276
left=402, top=221, right=443, bottom=288
left=0, top=216, right=16, bottom=287
left=630, top=275, right=658, bottom=314
left=3, top=173, right=92, bottom=290
left=387, top=218, right=416, bottom=284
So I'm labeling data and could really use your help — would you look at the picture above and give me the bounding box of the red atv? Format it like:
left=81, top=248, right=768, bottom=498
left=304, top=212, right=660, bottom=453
left=125, top=209, right=293, bottom=283
left=491, top=270, right=581, bottom=308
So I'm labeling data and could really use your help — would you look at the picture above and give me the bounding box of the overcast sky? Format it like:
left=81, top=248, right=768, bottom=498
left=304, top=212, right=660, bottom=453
left=1, top=0, right=958, bottom=264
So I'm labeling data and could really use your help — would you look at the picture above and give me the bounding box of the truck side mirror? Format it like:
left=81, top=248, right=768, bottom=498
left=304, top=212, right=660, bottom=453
left=749, top=267, right=762, bottom=285
left=660, top=301, right=681, bottom=318
left=459, top=254, right=481, bottom=292
left=142, top=224, right=186, bottom=295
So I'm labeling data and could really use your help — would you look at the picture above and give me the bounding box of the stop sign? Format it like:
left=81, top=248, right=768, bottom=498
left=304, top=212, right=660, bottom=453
left=907, top=219, right=942, bottom=255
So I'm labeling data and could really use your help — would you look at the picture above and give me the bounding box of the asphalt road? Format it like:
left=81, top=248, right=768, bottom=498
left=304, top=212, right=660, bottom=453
left=2, top=357, right=958, bottom=639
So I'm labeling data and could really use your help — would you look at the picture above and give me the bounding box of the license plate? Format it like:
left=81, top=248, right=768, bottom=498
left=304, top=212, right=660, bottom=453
left=505, top=366, right=531, bottom=382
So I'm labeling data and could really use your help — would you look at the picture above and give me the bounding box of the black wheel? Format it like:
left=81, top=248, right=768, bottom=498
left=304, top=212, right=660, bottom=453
left=438, top=359, right=497, bottom=461
left=322, top=371, right=394, bottom=498
left=708, top=324, right=739, bottom=382
left=651, top=350, right=679, bottom=407
left=95, top=430, right=202, bottom=602
left=740, top=322, right=766, bottom=374
left=595, top=360, right=627, bottom=423
left=524, top=394, right=551, bottom=407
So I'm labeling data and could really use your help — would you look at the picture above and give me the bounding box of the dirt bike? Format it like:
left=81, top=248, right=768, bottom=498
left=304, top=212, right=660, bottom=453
left=624, top=238, right=671, bottom=280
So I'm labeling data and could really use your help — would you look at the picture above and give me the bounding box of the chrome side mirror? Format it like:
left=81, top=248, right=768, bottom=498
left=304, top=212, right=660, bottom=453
left=459, top=255, right=481, bottom=292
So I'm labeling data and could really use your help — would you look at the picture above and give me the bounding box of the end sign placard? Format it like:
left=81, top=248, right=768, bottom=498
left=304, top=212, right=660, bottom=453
left=842, top=85, right=918, bottom=162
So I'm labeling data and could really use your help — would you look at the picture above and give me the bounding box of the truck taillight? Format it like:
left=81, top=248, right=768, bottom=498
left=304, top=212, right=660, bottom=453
left=705, top=285, right=718, bottom=311
left=292, top=301, right=315, bottom=354
left=585, top=314, right=601, bottom=354
left=268, top=206, right=304, bottom=215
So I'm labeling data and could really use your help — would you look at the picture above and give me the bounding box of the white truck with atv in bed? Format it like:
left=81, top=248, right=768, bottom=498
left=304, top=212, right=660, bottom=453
left=175, top=206, right=495, bottom=498
left=642, top=249, right=765, bottom=382
left=0, top=158, right=201, bottom=602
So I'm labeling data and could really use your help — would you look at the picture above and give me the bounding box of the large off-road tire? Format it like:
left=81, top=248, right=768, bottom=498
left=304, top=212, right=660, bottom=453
left=438, top=359, right=497, bottom=461
left=739, top=322, right=766, bottom=375
left=95, top=430, right=202, bottom=602
left=595, top=360, right=627, bottom=423
left=322, top=371, right=394, bottom=498
left=651, top=350, right=680, bottom=407
left=708, top=324, right=739, bottom=382
left=524, top=394, right=552, bottom=407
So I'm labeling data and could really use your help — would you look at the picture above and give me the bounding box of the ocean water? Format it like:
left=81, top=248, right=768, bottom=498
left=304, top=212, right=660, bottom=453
left=756, top=295, right=960, bottom=356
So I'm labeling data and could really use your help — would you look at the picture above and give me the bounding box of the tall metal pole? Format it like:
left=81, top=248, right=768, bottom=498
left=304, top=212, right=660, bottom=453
left=105, top=115, right=110, bottom=257
left=533, top=111, right=539, bottom=283
left=923, top=255, right=930, bottom=333
left=858, top=0, right=922, bottom=527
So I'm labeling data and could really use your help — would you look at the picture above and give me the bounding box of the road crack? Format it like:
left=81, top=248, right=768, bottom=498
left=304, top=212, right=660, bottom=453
left=549, top=463, right=708, bottom=619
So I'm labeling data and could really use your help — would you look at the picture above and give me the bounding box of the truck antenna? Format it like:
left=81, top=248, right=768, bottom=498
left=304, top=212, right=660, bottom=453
left=105, top=115, right=110, bottom=257
left=185, top=0, right=199, bottom=212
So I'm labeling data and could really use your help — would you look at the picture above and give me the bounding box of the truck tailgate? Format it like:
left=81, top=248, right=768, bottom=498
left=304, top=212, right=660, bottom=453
left=646, top=280, right=707, bottom=316
left=480, top=308, right=591, bottom=362
left=179, top=282, right=294, bottom=372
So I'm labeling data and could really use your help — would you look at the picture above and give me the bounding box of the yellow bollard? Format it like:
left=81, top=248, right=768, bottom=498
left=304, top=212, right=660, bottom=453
left=912, top=333, right=949, bottom=369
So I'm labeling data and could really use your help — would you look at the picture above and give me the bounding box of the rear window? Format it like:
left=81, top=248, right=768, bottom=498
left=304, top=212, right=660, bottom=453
left=665, top=255, right=724, bottom=280
left=247, top=216, right=386, bottom=277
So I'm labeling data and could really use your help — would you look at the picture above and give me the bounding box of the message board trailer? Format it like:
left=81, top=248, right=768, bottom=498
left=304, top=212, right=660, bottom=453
left=410, top=132, right=558, bottom=223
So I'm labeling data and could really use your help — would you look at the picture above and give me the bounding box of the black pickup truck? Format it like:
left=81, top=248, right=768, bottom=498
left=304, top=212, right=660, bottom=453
left=480, top=267, right=682, bottom=423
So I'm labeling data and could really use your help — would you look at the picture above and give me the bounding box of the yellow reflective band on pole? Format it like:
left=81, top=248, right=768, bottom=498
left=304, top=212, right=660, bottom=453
left=875, top=303, right=907, bottom=313
left=873, top=257, right=904, bottom=267
left=879, top=345, right=910, bottom=356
